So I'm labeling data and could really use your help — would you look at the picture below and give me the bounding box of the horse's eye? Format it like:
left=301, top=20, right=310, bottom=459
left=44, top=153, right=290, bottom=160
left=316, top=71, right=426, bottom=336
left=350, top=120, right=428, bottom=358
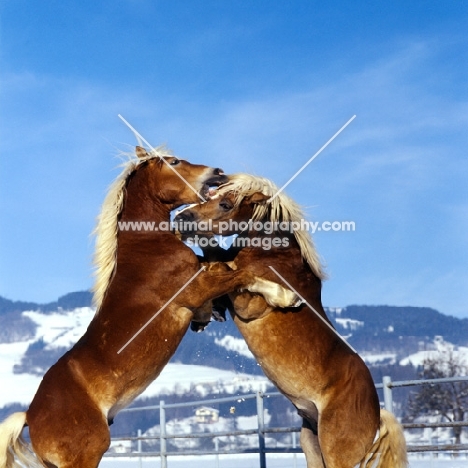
left=219, top=202, right=232, bottom=211
left=170, top=158, right=180, bottom=166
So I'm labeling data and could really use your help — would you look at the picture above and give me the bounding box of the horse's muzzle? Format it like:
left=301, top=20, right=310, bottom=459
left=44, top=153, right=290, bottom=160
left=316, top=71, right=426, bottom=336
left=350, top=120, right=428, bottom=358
left=201, top=169, right=228, bottom=198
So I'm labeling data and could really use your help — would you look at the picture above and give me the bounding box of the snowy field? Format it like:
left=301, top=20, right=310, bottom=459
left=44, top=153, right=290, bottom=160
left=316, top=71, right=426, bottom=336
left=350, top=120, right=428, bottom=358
left=99, top=453, right=468, bottom=468
left=101, top=453, right=307, bottom=468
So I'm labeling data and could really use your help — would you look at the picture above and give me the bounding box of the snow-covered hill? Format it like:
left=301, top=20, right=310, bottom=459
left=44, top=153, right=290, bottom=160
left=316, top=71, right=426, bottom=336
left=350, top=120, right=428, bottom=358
left=0, top=307, right=96, bottom=406
left=400, top=336, right=468, bottom=367
left=0, top=306, right=270, bottom=408
left=0, top=340, right=39, bottom=405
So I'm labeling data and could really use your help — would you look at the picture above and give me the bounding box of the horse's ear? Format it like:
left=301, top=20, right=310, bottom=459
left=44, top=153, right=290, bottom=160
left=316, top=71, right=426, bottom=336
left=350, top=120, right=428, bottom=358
left=247, top=192, right=270, bottom=205
left=135, top=146, right=148, bottom=159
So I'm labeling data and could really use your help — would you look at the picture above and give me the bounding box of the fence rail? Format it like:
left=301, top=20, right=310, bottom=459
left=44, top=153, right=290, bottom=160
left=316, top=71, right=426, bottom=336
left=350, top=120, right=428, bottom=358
left=105, top=375, right=468, bottom=467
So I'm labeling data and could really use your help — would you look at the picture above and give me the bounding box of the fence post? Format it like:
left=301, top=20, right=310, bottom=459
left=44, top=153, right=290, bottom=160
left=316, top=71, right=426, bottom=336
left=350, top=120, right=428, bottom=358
left=256, top=391, right=267, bottom=468
left=214, top=437, right=220, bottom=468
left=137, top=429, right=142, bottom=468
left=382, top=376, right=393, bottom=412
left=292, top=430, right=297, bottom=468
left=160, top=400, right=167, bottom=468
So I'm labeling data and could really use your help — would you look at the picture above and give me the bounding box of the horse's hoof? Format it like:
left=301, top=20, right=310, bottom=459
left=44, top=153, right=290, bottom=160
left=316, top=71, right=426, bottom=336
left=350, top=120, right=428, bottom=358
left=190, top=321, right=210, bottom=332
left=212, top=308, right=226, bottom=322
left=281, top=289, right=304, bottom=308
left=292, top=296, right=304, bottom=308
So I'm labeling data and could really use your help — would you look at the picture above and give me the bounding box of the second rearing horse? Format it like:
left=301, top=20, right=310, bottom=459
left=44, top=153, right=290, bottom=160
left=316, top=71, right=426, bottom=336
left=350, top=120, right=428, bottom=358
left=175, top=173, right=408, bottom=468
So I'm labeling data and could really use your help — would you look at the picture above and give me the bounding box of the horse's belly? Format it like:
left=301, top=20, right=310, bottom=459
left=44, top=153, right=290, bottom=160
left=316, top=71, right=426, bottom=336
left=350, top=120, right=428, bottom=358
left=233, top=318, right=323, bottom=403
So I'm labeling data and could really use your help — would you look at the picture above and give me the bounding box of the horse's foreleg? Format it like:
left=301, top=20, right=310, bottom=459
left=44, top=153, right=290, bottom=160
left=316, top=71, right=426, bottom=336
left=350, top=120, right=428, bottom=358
left=245, top=276, right=302, bottom=308
left=190, top=300, right=213, bottom=332
left=183, top=263, right=301, bottom=309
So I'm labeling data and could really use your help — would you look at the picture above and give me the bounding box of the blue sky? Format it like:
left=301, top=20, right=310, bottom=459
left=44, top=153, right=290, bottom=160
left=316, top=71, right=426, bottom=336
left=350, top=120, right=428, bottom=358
left=1, top=1, right=467, bottom=318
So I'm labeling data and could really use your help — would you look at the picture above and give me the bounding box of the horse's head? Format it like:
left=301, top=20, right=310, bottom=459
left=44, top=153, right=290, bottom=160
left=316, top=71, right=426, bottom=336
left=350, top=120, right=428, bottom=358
left=134, top=146, right=228, bottom=207
left=175, top=173, right=326, bottom=285
left=174, top=183, right=270, bottom=236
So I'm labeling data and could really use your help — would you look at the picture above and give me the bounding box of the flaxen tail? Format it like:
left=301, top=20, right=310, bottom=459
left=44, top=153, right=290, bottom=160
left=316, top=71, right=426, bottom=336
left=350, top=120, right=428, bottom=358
left=361, top=409, right=408, bottom=468
left=0, top=412, right=38, bottom=468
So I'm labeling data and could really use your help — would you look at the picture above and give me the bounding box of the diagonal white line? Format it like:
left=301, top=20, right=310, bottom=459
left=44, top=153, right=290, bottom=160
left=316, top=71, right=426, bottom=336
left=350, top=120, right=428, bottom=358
left=117, top=266, right=207, bottom=354
left=268, top=115, right=356, bottom=203
left=118, top=114, right=207, bottom=202
left=118, top=114, right=159, bottom=152
left=268, top=266, right=357, bottom=354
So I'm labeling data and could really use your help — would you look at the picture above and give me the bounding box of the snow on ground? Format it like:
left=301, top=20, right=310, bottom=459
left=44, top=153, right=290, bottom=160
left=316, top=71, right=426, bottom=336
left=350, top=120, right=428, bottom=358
left=335, top=317, right=364, bottom=330
left=215, top=335, right=254, bottom=359
left=101, top=453, right=308, bottom=468
left=0, top=307, right=269, bottom=408
left=24, top=307, right=95, bottom=349
left=139, top=413, right=274, bottom=452
left=400, top=337, right=468, bottom=367
left=141, top=363, right=269, bottom=398
left=361, top=352, right=397, bottom=365
left=99, top=453, right=468, bottom=468
left=0, top=360, right=268, bottom=409
left=0, top=341, right=41, bottom=406
left=0, top=308, right=95, bottom=407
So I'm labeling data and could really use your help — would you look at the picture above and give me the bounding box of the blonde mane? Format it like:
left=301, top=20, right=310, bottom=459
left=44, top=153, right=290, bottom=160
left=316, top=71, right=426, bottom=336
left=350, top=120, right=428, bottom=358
left=217, top=173, right=327, bottom=280
left=92, top=146, right=173, bottom=310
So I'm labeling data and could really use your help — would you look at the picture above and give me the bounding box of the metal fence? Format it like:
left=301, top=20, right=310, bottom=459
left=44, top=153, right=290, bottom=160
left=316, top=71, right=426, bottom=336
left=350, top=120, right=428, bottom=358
left=104, top=375, right=468, bottom=467
left=377, top=375, right=468, bottom=454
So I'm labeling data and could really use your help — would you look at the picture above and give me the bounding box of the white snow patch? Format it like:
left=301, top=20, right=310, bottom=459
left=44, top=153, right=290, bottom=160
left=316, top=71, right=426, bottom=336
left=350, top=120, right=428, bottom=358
left=24, top=307, right=95, bottom=349
left=326, top=307, right=345, bottom=315
left=215, top=336, right=255, bottom=359
left=141, top=364, right=269, bottom=398
left=0, top=307, right=269, bottom=409
left=400, top=338, right=468, bottom=367
left=143, top=413, right=274, bottom=451
left=361, top=353, right=397, bottom=365
left=0, top=342, right=41, bottom=406
left=335, top=318, right=363, bottom=331
left=0, top=308, right=95, bottom=407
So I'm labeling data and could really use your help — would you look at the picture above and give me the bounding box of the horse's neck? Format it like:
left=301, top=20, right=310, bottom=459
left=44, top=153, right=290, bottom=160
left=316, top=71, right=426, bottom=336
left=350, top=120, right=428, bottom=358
left=120, top=173, right=172, bottom=223
left=115, top=176, right=177, bottom=264
left=120, top=198, right=169, bottom=224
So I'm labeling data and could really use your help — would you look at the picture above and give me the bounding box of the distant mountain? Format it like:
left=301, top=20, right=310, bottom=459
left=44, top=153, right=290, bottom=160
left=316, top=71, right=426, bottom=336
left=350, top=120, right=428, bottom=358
left=0, top=291, right=93, bottom=316
left=328, top=305, right=468, bottom=356
left=2, top=291, right=467, bottom=365
left=0, top=292, right=93, bottom=343
left=347, top=305, right=468, bottom=344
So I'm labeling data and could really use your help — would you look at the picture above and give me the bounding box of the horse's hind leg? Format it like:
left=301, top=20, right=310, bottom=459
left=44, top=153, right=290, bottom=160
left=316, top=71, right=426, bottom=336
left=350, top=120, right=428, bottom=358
left=34, top=420, right=110, bottom=468
left=318, top=404, right=379, bottom=468
left=300, top=418, right=325, bottom=468
left=32, top=420, right=110, bottom=468
left=28, top=382, right=110, bottom=468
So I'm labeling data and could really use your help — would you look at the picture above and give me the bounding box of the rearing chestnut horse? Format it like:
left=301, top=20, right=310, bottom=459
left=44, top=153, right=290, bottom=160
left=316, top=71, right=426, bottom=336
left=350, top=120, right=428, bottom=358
left=0, top=151, right=298, bottom=468
left=175, top=173, right=408, bottom=468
